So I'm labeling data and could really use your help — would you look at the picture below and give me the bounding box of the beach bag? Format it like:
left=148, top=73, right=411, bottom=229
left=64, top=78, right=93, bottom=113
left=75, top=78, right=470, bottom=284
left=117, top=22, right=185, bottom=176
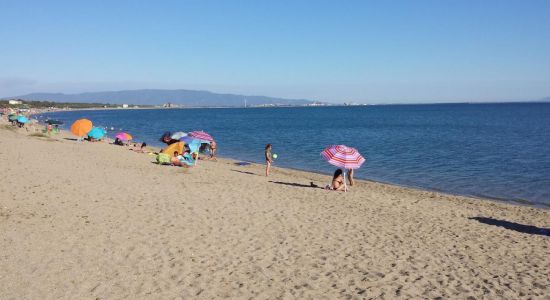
left=156, top=153, right=171, bottom=165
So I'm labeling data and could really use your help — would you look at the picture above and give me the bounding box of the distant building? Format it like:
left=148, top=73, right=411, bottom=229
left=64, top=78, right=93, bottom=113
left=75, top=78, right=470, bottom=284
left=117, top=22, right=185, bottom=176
left=307, top=102, right=326, bottom=106
left=122, top=104, right=129, bottom=108
left=8, top=100, right=23, bottom=105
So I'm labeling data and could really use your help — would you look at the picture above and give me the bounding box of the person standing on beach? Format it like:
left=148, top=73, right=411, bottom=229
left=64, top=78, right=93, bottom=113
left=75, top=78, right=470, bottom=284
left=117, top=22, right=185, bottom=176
left=265, top=144, right=273, bottom=176
left=210, top=140, right=217, bottom=161
left=348, top=169, right=355, bottom=186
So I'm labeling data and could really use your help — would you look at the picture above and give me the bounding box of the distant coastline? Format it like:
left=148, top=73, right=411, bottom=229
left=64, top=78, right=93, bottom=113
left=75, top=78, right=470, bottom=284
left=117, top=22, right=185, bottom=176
left=2, top=88, right=327, bottom=107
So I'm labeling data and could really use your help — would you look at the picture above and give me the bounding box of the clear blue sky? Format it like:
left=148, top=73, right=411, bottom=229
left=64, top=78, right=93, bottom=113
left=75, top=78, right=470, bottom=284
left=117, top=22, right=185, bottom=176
left=1, top=0, right=549, bottom=103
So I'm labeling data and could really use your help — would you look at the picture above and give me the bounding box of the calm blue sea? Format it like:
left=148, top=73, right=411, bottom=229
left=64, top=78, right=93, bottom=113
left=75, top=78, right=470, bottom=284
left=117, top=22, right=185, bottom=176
left=37, top=103, right=550, bottom=206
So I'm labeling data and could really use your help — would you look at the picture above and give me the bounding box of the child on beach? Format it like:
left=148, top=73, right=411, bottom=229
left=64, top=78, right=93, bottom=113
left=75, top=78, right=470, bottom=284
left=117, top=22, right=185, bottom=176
left=265, top=144, right=273, bottom=176
left=210, top=140, right=217, bottom=161
left=348, top=169, right=355, bottom=186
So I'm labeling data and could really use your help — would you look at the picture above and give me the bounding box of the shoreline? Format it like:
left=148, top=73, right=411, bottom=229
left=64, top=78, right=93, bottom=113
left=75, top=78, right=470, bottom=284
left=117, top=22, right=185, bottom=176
left=4, top=117, right=549, bottom=214
left=31, top=109, right=550, bottom=208
left=1, top=119, right=548, bottom=298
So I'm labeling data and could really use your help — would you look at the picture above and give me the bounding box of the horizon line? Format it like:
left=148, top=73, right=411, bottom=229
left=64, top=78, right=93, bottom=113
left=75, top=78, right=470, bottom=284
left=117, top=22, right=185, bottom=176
left=2, top=88, right=548, bottom=105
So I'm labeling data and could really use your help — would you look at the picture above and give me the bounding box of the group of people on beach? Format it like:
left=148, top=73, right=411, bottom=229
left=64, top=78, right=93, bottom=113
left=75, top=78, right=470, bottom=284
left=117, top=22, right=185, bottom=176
left=265, top=143, right=354, bottom=191
left=155, top=132, right=217, bottom=168
left=1, top=110, right=354, bottom=191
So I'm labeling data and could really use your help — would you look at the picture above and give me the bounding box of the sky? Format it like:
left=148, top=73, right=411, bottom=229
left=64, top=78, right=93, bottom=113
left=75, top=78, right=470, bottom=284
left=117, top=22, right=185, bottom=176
left=1, top=0, right=549, bottom=103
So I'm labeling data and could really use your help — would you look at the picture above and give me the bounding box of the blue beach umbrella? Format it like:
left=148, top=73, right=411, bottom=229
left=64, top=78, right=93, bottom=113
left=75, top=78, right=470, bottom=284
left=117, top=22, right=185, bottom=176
left=179, top=136, right=203, bottom=149
left=180, top=135, right=210, bottom=144
left=179, top=135, right=195, bottom=143
left=17, top=116, right=29, bottom=123
left=87, top=127, right=106, bottom=139
left=187, top=139, right=202, bottom=153
left=171, top=131, right=187, bottom=140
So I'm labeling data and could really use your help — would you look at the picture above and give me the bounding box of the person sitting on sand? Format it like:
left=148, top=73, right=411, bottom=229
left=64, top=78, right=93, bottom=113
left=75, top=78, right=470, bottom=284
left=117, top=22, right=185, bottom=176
left=113, top=137, right=124, bottom=146
left=173, top=151, right=194, bottom=168
left=171, top=151, right=182, bottom=166
left=130, top=142, right=147, bottom=153
left=326, top=169, right=346, bottom=191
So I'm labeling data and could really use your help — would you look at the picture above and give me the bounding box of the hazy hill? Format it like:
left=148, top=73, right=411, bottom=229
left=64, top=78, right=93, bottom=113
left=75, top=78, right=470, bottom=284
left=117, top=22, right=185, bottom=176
left=7, top=89, right=319, bottom=107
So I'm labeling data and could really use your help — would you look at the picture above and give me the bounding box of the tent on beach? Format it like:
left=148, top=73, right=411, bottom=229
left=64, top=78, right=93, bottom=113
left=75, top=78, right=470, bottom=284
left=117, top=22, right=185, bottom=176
left=161, top=141, right=185, bottom=157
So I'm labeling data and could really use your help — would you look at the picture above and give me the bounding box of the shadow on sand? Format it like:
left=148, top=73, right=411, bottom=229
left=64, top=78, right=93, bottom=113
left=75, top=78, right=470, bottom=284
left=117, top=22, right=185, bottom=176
left=63, top=138, right=78, bottom=141
left=469, top=217, right=549, bottom=237
left=269, top=181, right=324, bottom=189
left=231, top=169, right=257, bottom=176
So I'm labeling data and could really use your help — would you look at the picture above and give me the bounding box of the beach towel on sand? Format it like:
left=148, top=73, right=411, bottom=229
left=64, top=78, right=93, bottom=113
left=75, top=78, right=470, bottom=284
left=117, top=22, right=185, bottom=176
left=156, top=153, right=171, bottom=165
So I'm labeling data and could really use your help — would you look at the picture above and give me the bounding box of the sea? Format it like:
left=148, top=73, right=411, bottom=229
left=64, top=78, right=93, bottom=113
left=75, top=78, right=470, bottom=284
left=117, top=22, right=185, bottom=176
left=36, top=103, right=550, bottom=207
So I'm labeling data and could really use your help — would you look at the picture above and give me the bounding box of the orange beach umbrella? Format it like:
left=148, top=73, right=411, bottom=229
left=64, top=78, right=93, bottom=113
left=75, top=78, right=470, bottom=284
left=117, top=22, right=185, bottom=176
left=70, top=119, right=93, bottom=137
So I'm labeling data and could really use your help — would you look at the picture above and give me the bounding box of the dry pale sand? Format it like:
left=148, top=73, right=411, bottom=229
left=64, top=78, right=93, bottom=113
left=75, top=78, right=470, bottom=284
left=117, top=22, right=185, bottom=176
left=0, top=123, right=549, bottom=299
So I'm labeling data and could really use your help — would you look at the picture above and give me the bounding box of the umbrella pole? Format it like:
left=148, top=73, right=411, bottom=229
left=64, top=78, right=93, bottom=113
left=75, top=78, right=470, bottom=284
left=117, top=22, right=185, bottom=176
left=344, top=170, right=348, bottom=192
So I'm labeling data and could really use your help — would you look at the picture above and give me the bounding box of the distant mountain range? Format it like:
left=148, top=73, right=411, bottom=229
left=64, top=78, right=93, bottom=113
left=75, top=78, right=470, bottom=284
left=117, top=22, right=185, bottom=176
left=6, top=89, right=321, bottom=107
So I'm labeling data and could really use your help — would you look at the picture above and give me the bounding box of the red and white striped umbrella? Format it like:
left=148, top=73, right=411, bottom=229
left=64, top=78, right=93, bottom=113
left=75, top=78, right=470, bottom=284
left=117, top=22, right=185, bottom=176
left=321, top=145, right=366, bottom=169
left=188, top=130, right=214, bottom=142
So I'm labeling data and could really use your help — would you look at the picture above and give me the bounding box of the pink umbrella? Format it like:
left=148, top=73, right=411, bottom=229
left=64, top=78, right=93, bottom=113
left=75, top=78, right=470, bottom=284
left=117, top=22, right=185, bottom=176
left=189, top=131, right=214, bottom=142
left=321, top=145, right=366, bottom=191
left=115, top=132, right=133, bottom=141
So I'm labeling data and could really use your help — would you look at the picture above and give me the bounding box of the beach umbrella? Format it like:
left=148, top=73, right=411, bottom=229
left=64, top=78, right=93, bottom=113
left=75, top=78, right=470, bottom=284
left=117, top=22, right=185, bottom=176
left=171, top=131, right=187, bottom=140
left=46, top=119, right=64, bottom=125
left=8, top=114, right=18, bottom=121
left=321, top=145, right=366, bottom=192
left=187, top=139, right=202, bottom=153
left=179, top=135, right=206, bottom=144
left=17, top=116, right=29, bottom=123
left=189, top=130, right=214, bottom=142
left=71, top=119, right=93, bottom=137
left=115, top=132, right=133, bottom=141
left=87, top=127, right=106, bottom=139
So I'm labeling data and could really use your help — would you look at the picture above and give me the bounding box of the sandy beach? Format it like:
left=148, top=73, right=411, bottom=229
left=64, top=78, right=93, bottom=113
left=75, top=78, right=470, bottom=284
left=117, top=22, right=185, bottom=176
left=0, top=122, right=548, bottom=299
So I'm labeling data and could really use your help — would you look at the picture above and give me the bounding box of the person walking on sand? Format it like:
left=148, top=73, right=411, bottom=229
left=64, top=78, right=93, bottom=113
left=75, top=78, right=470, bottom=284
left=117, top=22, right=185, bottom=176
left=265, top=144, right=273, bottom=176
